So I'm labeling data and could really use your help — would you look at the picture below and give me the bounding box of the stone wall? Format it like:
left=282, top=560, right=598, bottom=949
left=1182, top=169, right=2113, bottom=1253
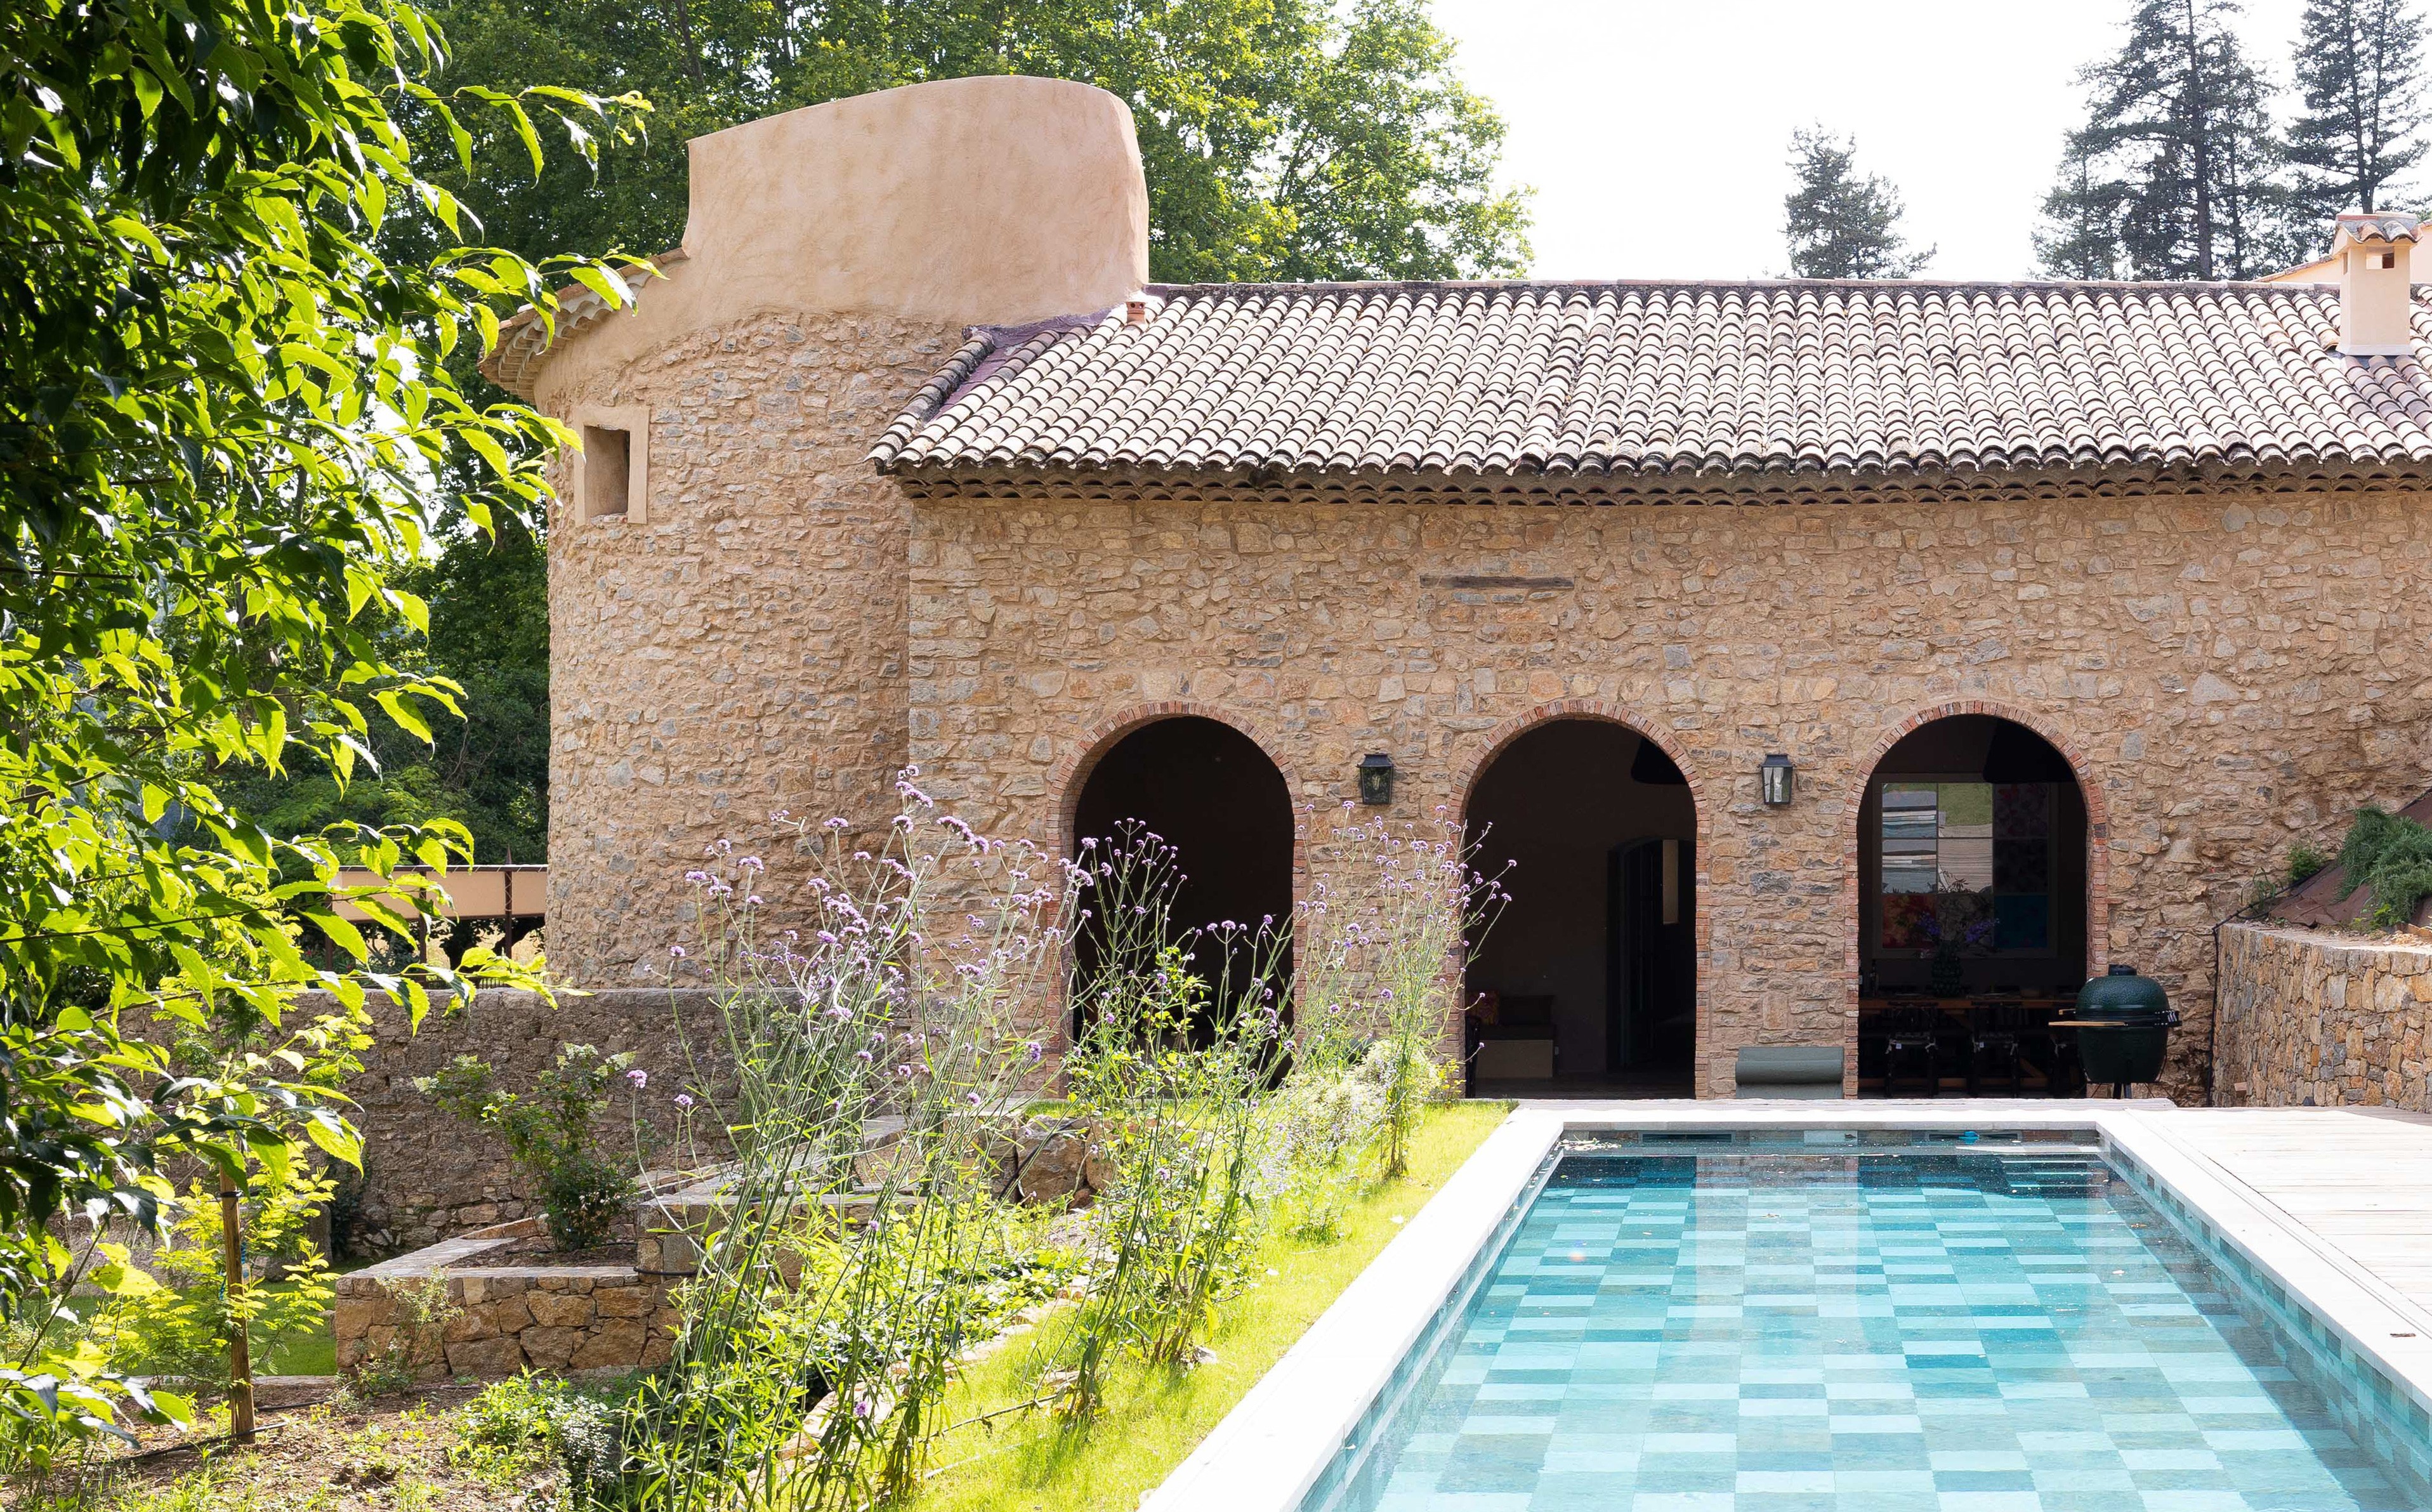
left=905, top=489, right=2432, bottom=1100
left=541, top=312, right=965, bottom=985
left=2216, top=921, right=2432, bottom=1109
left=518, top=279, right=2432, bottom=1106
left=332, top=1227, right=679, bottom=1380
left=329, top=989, right=725, bottom=1252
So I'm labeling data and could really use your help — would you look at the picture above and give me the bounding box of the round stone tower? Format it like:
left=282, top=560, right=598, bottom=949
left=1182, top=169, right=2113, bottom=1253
left=482, top=77, right=1150, bottom=982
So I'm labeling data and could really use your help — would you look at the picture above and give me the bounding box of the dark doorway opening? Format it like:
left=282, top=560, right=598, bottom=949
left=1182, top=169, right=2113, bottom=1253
left=1464, top=720, right=1696, bottom=1096
left=1857, top=714, right=2091, bottom=1097
left=1070, top=716, right=1292, bottom=1037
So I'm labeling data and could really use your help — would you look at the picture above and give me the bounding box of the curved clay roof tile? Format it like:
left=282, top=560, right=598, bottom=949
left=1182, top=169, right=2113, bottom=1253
left=875, top=279, right=2432, bottom=487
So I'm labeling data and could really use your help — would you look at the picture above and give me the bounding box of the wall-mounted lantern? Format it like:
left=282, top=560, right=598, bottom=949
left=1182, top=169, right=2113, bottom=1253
left=1357, top=753, right=1397, bottom=806
left=1760, top=753, right=1795, bottom=806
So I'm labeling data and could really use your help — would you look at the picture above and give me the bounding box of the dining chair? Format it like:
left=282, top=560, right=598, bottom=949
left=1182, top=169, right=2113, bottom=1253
left=1968, top=1001, right=2030, bottom=1096
left=1881, top=1001, right=1945, bottom=1097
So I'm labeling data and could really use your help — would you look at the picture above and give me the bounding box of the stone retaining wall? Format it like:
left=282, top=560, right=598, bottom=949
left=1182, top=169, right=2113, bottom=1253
left=2215, top=921, right=2432, bottom=1109
left=332, top=1226, right=680, bottom=1381
left=309, top=988, right=729, bottom=1253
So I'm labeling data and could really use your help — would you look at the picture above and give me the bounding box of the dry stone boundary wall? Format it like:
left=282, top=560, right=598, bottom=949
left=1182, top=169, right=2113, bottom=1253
left=2216, top=921, right=2432, bottom=1109
left=315, top=988, right=727, bottom=1252
left=331, top=1221, right=682, bottom=1380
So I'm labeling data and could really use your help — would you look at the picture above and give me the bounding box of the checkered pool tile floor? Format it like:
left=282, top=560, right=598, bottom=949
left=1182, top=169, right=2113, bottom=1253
left=1348, top=1151, right=2409, bottom=1512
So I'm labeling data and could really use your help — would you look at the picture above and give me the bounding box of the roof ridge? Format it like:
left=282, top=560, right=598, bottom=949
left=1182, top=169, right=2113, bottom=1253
left=1140, top=277, right=2340, bottom=295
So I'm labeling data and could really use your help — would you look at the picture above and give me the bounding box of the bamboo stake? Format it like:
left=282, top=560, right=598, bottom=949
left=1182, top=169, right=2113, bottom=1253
left=219, top=1168, right=255, bottom=1445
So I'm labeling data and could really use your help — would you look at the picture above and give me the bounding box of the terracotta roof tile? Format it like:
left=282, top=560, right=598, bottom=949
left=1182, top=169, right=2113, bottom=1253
left=869, top=279, right=2432, bottom=489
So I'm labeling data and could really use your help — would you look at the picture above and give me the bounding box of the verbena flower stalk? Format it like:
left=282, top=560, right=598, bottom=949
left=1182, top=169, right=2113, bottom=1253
left=628, top=775, right=1071, bottom=1512
left=1049, top=823, right=1287, bottom=1418
left=600, top=789, right=1499, bottom=1508
left=1293, top=806, right=1508, bottom=1178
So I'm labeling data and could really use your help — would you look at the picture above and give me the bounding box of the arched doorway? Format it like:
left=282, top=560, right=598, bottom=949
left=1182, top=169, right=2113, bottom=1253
left=1464, top=719, right=1697, bottom=1095
left=1856, top=714, right=2091, bottom=1096
left=1068, top=716, right=1293, bottom=1037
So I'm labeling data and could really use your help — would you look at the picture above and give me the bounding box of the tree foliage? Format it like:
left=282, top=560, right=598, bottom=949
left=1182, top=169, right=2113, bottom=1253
left=2037, top=139, right=2129, bottom=278
left=1780, top=126, right=1931, bottom=279
left=419, top=0, right=1532, bottom=283
left=2041, top=0, right=2300, bottom=279
left=2289, top=0, right=2428, bottom=216
left=223, top=516, right=551, bottom=864
left=0, top=0, right=636, bottom=1432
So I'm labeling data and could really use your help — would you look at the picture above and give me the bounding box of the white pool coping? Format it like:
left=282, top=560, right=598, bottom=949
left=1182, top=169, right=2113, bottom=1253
left=1142, top=1099, right=2432, bottom=1512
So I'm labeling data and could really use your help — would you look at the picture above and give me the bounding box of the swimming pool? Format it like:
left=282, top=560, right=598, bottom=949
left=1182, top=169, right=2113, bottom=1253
left=1313, top=1133, right=2426, bottom=1512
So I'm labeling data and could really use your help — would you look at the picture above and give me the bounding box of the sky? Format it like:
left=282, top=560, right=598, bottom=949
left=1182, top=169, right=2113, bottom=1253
left=1428, top=0, right=2320, bottom=280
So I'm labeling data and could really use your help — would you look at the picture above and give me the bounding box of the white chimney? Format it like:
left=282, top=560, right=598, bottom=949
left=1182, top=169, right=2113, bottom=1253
left=2332, top=211, right=2420, bottom=357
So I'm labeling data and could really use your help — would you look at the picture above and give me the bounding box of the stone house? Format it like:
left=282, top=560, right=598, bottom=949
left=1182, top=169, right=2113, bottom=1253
left=483, top=75, right=2432, bottom=1102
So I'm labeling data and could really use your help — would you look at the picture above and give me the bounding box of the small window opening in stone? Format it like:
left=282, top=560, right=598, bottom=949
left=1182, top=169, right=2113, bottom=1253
left=583, top=425, right=631, bottom=519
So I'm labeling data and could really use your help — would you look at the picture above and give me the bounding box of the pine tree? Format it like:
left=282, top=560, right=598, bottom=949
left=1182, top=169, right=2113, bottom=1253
left=2039, top=141, right=2128, bottom=277
left=2041, top=0, right=2301, bottom=279
left=1781, top=126, right=1933, bottom=278
left=2289, top=0, right=2428, bottom=216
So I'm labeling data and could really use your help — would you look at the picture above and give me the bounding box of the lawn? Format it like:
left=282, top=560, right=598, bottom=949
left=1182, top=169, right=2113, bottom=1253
left=909, top=1098, right=1512, bottom=1512
left=256, top=1277, right=336, bottom=1377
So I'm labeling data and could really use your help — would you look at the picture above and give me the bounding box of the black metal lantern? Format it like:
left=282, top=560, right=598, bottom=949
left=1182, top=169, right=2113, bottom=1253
left=1760, top=753, right=1794, bottom=806
left=1357, top=752, right=1396, bottom=806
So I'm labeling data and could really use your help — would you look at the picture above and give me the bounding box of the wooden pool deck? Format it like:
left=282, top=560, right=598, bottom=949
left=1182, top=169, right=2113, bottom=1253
left=2128, top=1105, right=2432, bottom=1333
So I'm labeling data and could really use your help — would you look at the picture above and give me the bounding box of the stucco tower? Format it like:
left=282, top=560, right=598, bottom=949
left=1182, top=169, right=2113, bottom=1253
left=485, top=77, right=1150, bottom=982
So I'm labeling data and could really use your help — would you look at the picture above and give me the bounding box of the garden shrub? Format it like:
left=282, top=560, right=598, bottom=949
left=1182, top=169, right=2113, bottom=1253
left=2337, top=806, right=2432, bottom=930
left=1292, top=807, right=1508, bottom=1177
left=418, top=1044, right=643, bottom=1250
left=1261, top=1055, right=1388, bottom=1240
left=614, top=784, right=1074, bottom=1512
left=93, top=1167, right=338, bottom=1394
left=1059, top=895, right=1280, bottom=1414
left=2285, top=843, right=2329, bottom=888
left=456, top=1372, right=633, bottom=1498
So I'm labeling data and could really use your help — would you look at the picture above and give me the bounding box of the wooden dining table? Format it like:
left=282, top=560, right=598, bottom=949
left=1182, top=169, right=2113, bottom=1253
left=1855, top=994, right=2086, bottom=1097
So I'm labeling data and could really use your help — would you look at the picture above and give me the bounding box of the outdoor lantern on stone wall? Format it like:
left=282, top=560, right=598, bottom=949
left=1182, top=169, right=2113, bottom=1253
left=1358, top=753, right=1397, bottom=806
left=1760, top=753, right=1794, bottom=806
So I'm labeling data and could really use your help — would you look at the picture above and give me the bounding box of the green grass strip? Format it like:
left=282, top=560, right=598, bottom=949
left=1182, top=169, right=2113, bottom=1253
left=910, top=1100, right=1512, bottom=1512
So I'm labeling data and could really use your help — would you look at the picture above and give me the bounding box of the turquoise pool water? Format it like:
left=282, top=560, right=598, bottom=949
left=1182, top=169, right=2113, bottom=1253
left=1322, top=1136, right=2424, bottom=1512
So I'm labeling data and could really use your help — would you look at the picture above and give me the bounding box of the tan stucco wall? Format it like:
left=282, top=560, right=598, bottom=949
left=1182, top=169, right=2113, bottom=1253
left=904, top=489, right=2432, bottom=1099
left=525, top=76, right=1149, bottom=414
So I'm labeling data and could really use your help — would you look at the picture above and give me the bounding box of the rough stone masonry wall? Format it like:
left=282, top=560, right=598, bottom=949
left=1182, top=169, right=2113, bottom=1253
left=325, top=989, right=725, bottom=1252
left=332, top=1246, right=678, bottom=1380
left=2216, top=921, right=2432, bottom=1109
left=907, top=488, right=2432, bottom=1100
left=544, top=312, right=965, bottom=985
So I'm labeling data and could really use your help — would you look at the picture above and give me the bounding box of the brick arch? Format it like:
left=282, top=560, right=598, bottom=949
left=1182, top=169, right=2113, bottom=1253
left=1048, top=702, right=1309, bottom=1050
left=1051, top=700, right=1308, bottom=879
left=1451, top=699, right=1714, bottom=1091
left=1841, top=700, right=2114, bottom=1094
